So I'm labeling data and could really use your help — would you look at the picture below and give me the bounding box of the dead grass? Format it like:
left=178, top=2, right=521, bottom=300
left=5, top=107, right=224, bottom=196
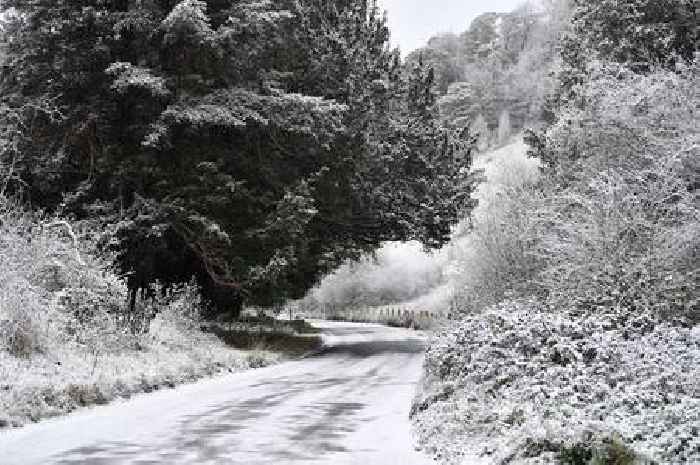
left=205, top=324, right=323, bottom=358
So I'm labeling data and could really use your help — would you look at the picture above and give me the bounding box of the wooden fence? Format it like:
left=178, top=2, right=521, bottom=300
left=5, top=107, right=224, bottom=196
left=298, top=304, right=446, bottom=326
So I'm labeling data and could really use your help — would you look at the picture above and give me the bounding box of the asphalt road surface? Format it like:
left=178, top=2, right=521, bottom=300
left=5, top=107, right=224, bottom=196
left=0, top=321, right=433, bottom=465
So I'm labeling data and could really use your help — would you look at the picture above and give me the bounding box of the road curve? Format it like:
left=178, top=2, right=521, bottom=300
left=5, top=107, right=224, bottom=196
left=0, top=321, right=433, bottom=465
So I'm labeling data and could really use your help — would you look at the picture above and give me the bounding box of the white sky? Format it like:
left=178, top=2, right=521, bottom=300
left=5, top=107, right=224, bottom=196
left=379, top=0, right=528, bottom=54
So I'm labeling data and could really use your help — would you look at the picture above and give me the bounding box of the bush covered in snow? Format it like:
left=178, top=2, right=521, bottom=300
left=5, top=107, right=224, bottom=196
left=0, top=197, right=278, bottom=427
left=0, top=202, right=125, bottom=358
left=533, top=62, right=698, bottom=323
left=445, top=140, right=543, bottom=315
left=413, top=300, right=699, bottom=464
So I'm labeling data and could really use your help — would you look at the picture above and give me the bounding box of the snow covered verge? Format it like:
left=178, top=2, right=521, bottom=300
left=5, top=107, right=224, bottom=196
left=411, top=299, right=699, bottom=464
left=0, top=199, right=280, bottom=428
left=0, top=328, right=281, bottom=428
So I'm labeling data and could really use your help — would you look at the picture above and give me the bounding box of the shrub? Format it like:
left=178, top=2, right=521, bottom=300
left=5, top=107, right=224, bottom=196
left=531, top=60, right=698, bottom=183
left=147, top=281, right=204, bottom=347
left=538, top=160, right=697, bottom=321
left=0, top=283, right=43, bottom=357
left=560, top=438, right=640, bottom=465
left=591, top=438, right=638, bottom=465
left=0, top=197, right=140, bottom=357
left=447, top=141, right=544, bottom=314
left=0, top=208, right=67, bottom=356
left=413, top=300, right=699, bottom=465
left=449, top=182, right=545, bottom=313
left=532, top=61, right=699, bottom=322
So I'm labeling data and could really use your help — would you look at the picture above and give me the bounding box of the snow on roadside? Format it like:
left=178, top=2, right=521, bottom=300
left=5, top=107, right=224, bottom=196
left=0, top=319, right=282, bottom=428
left=411, top=299, right=700, bottom=464
left=0, top=201, right=283, bottom=429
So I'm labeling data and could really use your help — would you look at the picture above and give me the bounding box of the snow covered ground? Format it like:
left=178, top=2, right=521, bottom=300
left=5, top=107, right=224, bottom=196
left=0, top=321, right=432, bottom=465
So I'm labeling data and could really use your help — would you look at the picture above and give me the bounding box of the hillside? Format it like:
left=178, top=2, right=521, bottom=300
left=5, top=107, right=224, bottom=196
left=407, top=1, right=571, bottom=138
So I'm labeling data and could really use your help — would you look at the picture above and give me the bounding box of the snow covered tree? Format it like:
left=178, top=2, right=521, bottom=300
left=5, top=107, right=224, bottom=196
left=570, top=0, right=696, bottom=69
left=497, top=109, right=511, bottom=144
left=552, top=0, right=696, bottom=110
left=405, top=33, right=463, bottom=93
left=1, top=0, right=477, bottom=316
left=413, top=4, right=573, bottom=132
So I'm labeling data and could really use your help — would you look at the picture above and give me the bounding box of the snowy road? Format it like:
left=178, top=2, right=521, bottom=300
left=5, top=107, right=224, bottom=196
left=0, top=321, right=433, bottom=465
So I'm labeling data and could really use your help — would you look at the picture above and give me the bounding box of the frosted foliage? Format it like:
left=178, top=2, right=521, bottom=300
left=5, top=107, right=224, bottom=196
left=106, top=62, right=170, bottom=98
left=539, top=159, right=698, bottom=320
left=535, top=62, right=699, bottom=320
left=413, top=300, right=700, bottom=465
left=445, top=141, right=542, bottom=314
left=497, top=110, right=510, bottom=144
left=161, top=0, right=214, bottom=46
left=543, top=61, right=698, bottom=178
left=221, top=0, right=294, bottom=36
left=310, top=241, right=448, bottom=308
left=0, top=207, right=127, bottom=356
left=414, top=64, right=699, bottom=464
left=145, top=89, right=346, bottom=147
left=0, top=200, right=274, bottom=427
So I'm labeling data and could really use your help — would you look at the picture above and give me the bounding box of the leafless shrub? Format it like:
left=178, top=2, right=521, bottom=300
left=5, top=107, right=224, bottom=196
left=147, top=281, right=204, bottom=347
left=0, top=286, right=42, bottom=357
left=539, top=158, right=697, bottom=321
left=0, top=195, right=131, bottom=357
left=534, top=62, right=699, bottom=321
left=448, top=143, right=544, bottom=314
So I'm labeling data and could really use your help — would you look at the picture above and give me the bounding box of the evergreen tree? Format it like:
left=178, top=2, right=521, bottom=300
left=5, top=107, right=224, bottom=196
left=1, top=0, right=476, bottom=316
